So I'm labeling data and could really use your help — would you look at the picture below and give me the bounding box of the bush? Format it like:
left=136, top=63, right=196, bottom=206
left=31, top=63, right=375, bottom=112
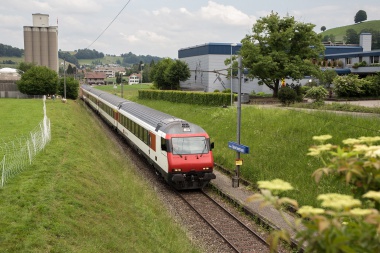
left=333, top=74, right=363, bottom=98
left=352, top=61, right=367, bottom=69
left=278, top=86, right=297, bottom=106
left=248, top=135, right=380, bottom=253
left=138, top=90, right=230, bottom=106
left=305, top=86, right=328, bottom=103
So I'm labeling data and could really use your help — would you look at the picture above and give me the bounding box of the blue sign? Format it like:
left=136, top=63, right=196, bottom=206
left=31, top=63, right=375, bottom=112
left=228, top=141, right=250, bottom=154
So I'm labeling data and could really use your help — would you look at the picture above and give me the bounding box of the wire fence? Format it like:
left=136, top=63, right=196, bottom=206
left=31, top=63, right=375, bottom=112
left=0, top=97, right=51, bottom=187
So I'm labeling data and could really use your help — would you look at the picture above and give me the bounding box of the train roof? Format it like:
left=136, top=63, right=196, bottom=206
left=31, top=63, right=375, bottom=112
left=81, top=85, right=207, bottom=135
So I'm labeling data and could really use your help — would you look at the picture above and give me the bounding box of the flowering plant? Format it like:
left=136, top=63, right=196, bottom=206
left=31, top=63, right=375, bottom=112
left=248, top=135, right=380, bottom=252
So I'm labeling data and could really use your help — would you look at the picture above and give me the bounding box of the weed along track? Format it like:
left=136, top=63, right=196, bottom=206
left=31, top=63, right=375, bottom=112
left=178, top=189, right=272, bottom=253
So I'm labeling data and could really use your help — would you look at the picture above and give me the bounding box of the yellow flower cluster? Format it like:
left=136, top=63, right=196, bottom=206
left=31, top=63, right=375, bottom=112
left=312, top=135, right=332, bottom=142
left=257, top=179, right=294, bottom=192
left=307, top=144, right=333, bottom=156
left=363, top=191, right=380, bottom=202
left=297, top=205, right=325, bottom=217
left=317, top=193, right=361, bottom=211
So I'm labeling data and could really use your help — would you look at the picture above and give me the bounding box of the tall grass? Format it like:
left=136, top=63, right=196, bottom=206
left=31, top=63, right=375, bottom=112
left=0, top=99, right=199, bottom=253
left=135, top=99, right=380, bottom=206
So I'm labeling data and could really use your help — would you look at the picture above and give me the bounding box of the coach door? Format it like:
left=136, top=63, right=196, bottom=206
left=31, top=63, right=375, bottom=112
left=149, top=131, right=157, bottom=161
left=114, top=110, right=119, bottom=126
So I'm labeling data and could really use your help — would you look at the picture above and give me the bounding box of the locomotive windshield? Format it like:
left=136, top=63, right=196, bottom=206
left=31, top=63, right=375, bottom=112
left=171, top=137, right=209, bottom=155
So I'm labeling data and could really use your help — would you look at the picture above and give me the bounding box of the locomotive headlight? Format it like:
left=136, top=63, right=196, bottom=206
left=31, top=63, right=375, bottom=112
left=173, top=168, right=182, bottom=172
left=203, top=167, right=210, bottom=170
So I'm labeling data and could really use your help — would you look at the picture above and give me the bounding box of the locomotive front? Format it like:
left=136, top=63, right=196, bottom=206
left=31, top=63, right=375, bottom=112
left=161, top=121, right=216, bottom=190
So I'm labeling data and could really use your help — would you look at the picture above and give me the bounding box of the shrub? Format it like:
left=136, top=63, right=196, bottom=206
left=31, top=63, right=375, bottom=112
left=352, top=61, right=367, bottom=69
left=214, top=89, right=220, bottom=93
left=333, top=74, right=363, bottom=98
left=304, top=86, right=328, bottom=103
left=361, top=76, right=380, bottom=97
left=248, top=135, right=380, bottom=253
left=278, top=86, right=297, bottom=106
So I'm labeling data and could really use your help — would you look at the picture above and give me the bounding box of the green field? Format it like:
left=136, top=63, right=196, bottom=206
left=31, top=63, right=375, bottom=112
left=0, top=99, right=199, bottom=253
left=0, top=99, right=44, bottom=140
left=320, top=20, right=380, bottom=41
left=0, top=56, right=24, bottom=68
left=76, top=56, right=124, bottom=66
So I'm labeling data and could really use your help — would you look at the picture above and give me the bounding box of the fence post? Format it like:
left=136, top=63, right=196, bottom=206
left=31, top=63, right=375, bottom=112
left=1, top=155, right=5, bottom=187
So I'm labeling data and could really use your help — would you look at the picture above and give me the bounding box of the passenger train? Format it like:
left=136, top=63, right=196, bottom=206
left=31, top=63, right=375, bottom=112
left=80, top=85, right=216, bottom=190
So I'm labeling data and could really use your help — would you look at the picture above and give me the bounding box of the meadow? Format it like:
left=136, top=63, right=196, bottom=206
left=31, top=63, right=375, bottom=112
left=0, top=98, right=199, bottom=253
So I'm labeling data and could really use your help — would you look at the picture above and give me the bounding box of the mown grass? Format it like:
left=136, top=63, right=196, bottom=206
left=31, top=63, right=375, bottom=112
left=0, top=99, right=43, bottom=140
left=0, top=99, right=199, bottom=253
left=134, top=98, right=380, bottom=207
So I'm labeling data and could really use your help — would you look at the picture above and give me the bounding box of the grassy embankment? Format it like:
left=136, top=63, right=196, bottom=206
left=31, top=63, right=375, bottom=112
left=0, top=98, right=199, bottom=253
left=97, top=84, right=380, bottom=207
left=320, top=20, right=380, bottom=41
left=137, top=99, right=380, bottom=206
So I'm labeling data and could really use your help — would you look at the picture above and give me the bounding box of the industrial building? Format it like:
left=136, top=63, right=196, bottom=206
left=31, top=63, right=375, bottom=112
left=178, top=33, right=380, bottom=94
left=23, top=13, right=58, bottom=73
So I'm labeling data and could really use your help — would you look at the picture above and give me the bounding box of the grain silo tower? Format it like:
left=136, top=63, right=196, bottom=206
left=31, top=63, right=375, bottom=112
left=23, top=14, right=58, bottom=72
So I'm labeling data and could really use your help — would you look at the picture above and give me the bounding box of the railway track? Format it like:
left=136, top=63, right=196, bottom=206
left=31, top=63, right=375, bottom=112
left=82, top=99, right=286, bottom=252
left=178, top=189, right=274, bottom=253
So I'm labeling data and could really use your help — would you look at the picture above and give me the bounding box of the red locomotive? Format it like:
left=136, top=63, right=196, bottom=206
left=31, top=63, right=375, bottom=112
left=80, top=85, right=216, bottom=189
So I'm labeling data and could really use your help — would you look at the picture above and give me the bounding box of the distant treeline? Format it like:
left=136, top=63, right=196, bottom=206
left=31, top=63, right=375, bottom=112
left=75, top=48, right=105, bottom=59
left=0, top=43, right=24, bottom=57
left=121, top=52, right=162, bottom=65
left=1, top=43, right=163, bottom=67
left=58, top=51, right=79, bottom=66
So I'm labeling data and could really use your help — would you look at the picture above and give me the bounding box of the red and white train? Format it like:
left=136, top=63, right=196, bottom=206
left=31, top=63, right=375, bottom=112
left=80, top=85, right=216, bottom=190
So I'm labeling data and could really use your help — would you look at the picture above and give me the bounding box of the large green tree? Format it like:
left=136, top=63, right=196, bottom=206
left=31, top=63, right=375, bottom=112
left=17, top=66, right=58, bottom=95
left=345, top=29, right=359, bottom=44
left=150, top=58, right=190, bottom=90
left=240, top=12, right=325, bottom=97
left=354, top=10, right=367, bottom=24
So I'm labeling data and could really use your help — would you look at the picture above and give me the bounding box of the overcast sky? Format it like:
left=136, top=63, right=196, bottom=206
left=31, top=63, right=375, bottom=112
left=1, top=0, right=379, bottom=58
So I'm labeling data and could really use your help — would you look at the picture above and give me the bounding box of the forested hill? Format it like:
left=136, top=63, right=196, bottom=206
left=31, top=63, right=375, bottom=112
left=0, top=43, right=24, bottom=57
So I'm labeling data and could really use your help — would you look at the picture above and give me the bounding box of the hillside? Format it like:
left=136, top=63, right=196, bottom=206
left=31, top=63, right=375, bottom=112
left=320, top=20, right=380, bottom=42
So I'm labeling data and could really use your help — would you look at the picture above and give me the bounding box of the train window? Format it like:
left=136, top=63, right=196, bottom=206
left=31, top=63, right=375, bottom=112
left=171, top=137, right=209, bottom=155
left=127, top=118, right=131, bottom=131
left=161, top=137, right=167, bottom=151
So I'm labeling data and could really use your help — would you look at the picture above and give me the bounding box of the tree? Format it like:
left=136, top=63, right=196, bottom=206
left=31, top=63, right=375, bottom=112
left=165, top=60, right=191, bottom=90
left=345, top=29, right=359, bottom=44
left=319, top=69, right=338, bottom=98
left=17, top=62, right=36, bottom=74
left=354, top=10, right=367, bottom=23
left=66, top=64, right=74, bottom=75
left=116, top=72, right=122, bottom=85
left=58, top=77, right=79, bottom=99
left=150, top=58, right=190, bottom=90
left=321, top=26, right=326, bottom=32
left=17, top=66, right=58, bottom=95
left=240, top=12, right=324, bottom=97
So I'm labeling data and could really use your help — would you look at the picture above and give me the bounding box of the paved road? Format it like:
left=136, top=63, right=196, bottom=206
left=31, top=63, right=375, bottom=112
left=325, top=100, right=380, bottom=108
